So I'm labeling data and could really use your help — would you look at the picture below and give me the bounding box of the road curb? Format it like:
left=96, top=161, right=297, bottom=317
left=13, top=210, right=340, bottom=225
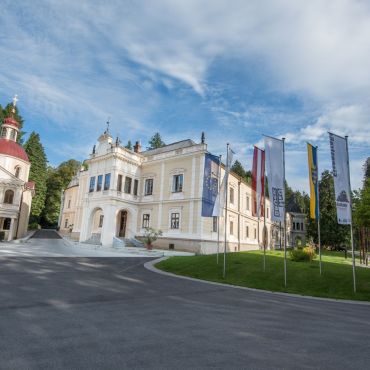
left=144, top=257, right=370, bottom=306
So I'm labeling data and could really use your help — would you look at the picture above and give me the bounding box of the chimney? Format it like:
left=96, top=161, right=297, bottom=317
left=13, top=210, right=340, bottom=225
left=134, top=140, right=141, bottom=153
left=201, top=131, right=205, bottom=144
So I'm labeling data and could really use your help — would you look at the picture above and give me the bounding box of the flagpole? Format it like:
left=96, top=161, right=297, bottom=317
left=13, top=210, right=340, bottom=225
left=316, top=146, right=322, bottom=275
left=282, top=137, right=287, bottom=287
left=263, top=161, right=266, bottom=272
left=345, top=136, right=356, bottom=293
left=217, top=155, right=222, bottom=265
left=223, top=143, right=229, bottom=279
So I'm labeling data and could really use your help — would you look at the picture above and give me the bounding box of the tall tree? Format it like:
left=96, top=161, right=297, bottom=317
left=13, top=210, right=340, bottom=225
left=307, top=170, right=349, bottom=247
left=231, top=160, right=246, bottom=178
left=24, top=132, right=48, bottom=224
left=147, top=132, right=165, bottom=149
left=41, top=159, right=81, bottom=226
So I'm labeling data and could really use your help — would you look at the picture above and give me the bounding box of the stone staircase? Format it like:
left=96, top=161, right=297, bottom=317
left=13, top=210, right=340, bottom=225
left=84, top=233, right=102, bottom=245
left=112, top=237, right=145, bottom=249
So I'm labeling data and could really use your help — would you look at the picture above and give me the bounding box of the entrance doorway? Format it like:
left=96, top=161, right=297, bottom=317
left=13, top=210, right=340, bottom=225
left=118, top=210, right=127, bottom=237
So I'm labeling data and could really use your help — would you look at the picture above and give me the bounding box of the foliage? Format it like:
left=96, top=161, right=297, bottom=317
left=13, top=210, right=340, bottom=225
left=0, top=231, right=5, bottom=241
left=290, top=248, right=311, bottom=262
left=28, top=222, right=39, bottom=230
left=24, top=132, right=48, bottom=224
left=0, top=102, right=25, bottom=143
left=143, top=227, right=162, bottom=246
left=353, top=158, right=370, bottom=228
left=125, top=140, right=132, bottom=150
left=41, top=159, right=81, bottom=227
left=147, top=132, right=165, bottom=149
left=231, top=160, right=246, bottom=178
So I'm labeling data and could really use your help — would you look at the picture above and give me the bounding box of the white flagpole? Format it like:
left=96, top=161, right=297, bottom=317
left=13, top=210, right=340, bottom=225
left=216, top=155, right=222, bottom=265
left=345, top=136, right=356, bottom=293
left=223, top=144, right=229, bottom=279
left=263, top=161, right=266, bottom=272
left=282, top=137, right=287, bottom=287
left=316, top=146, right=322, bottom=275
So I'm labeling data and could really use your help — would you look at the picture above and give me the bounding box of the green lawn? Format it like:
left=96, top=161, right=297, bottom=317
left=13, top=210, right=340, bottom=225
left=156, top=250, right=370, bottom=301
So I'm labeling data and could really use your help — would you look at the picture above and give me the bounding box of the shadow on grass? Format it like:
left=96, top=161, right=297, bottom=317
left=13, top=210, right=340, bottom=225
left=156, top=251, right=370, bottom=301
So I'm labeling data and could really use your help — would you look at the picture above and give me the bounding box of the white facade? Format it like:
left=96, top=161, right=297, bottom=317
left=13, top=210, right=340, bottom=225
left=60, top=130, right=287, bottom=254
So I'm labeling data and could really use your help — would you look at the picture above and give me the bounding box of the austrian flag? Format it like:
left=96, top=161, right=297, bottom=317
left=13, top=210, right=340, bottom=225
left=252, top=146, right=265, bottom=217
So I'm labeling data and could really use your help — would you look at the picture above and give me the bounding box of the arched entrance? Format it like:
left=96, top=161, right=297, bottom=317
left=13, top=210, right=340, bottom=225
left=86, top=207, right=104, bottom=244
left=117, top=210, right=128, bottom=238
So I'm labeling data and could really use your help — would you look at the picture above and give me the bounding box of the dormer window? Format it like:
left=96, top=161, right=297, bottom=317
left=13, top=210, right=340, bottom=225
left=10, top=129, right=16, bottom=141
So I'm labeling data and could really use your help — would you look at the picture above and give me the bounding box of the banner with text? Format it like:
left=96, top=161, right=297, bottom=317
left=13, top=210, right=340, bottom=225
left=252, top=146, right=265, bottom=218
left=329, top=133, right=352, bottom=225
left=265, top=136, right=285, bottom=222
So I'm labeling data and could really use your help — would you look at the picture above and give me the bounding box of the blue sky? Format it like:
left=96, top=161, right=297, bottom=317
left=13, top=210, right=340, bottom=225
left=1, top=0, right=369, bottom=191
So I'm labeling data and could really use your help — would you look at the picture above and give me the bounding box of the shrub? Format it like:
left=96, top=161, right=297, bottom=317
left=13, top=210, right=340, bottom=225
left=28, top=222, right=39, bottom=230
left=143, top=227, right=163, bottom=249
left=0, top=231, right=5, bottom=241
left=289, top=246, right=317, bottom=262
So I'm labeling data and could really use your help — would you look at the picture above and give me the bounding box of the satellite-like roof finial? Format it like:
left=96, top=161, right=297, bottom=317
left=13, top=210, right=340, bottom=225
left=12, top=94, right=18, bottom=115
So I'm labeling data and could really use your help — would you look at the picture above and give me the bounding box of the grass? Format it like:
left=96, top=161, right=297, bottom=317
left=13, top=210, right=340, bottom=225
left=156, top=250, right=370, bottom=301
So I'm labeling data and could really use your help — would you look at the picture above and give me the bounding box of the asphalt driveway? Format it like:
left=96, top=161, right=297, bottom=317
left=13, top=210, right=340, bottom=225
left=0, top=237, right=369, bottom=368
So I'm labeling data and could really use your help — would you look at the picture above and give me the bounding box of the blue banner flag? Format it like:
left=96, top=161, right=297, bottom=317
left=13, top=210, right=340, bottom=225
left=202, top=153, right=221, bottom=217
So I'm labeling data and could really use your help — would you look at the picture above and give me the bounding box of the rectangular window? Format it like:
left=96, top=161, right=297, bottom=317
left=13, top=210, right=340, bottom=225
left=301, top=223, right=304, bottom=231
left=171, top=213, right=180, bottom=229
left=99, top=215, right=104, bottom=227
left=246, top=195, right=250, bottom=211
left=172, top=174, right=183, bottom=193
left=266, top=207, right=269, bottom=218
left=297, top=222, right=300, bottom=230
left=134, top=179, right=139, bottom=196
left=142, top=214, right=150, bottom=228
left=245, top=225, right=249, bottom=238
left=1, top=127, right=7, bottom=137
left=124, top=177, right=132, bottom=193
left=67, top=199, right=71, bottom=208
left=145, top=179, right=153, bottom=195
left=64, top=219, right=68, bottom=228
left=97, top=175, right=103, bottom=191
left=254, top=228, right=257, bottom=239
left=229, top=187, right=234, bottom=204
left=293, top=222, right=296, bottom=230
left=230, top=221, right=234, bottom=235
left=212, top=216, right=218, bottom=232
left=104, top=173, right=111, bottom=190
left=117, top=174, right=122, bottom=192
left=89, top=176, right=95, bottom=192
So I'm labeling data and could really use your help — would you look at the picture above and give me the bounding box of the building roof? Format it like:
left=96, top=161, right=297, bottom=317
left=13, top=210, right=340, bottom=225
left=0, top=139, right=29, bottom=162
left=66, top=175, right=79, bottom=189
left=142, top=139, right=196, bottom=156
left=3, top=117, right=19, bottom=128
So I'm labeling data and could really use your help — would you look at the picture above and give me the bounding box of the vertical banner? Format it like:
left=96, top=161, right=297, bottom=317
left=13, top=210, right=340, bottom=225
left=213, top=146, right=234, bottom=217
left=252, top=146, right=265, bottom=217
left=307, top=143, right=319, bottom=219
left=201, top=153, right=221, bottom=217
left=264, top=136, right=285, bottom=222
left=329, top=133, right=352, bottom=225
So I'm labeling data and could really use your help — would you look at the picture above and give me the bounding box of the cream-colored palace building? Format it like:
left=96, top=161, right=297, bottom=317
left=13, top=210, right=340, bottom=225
left=59, top=128, right=302, bottom=254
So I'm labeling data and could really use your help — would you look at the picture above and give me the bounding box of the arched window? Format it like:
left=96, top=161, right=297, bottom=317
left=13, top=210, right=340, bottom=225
left=4, top=190, right=14, bottom=204
left=15, top=166, right=21, bottom=178
left=1, top=127, right=7, bottom=137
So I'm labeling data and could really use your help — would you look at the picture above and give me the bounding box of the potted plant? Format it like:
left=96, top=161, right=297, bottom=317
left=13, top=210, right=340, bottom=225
left=143, top=227, right=162, bottom=250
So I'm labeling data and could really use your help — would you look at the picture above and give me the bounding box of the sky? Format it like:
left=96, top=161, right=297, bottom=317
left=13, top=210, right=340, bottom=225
left=0, top=0, right=369, bottom=192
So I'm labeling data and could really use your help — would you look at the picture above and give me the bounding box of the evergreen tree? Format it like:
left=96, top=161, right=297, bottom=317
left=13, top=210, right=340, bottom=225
left=307, top=170, right=349, bottom=247
left=231, top=160, right=246, bottom=178
left=147, top=132, right=165, bottom=149
left=41, top=159, right=81, bottom=226
left=24, top=132, right=48, bottom=224
left=125, top=140, right=132, bottom=150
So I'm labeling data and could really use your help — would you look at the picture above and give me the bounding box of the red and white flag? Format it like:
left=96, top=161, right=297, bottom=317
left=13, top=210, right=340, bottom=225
left=252, top=146, right=265, bottom=217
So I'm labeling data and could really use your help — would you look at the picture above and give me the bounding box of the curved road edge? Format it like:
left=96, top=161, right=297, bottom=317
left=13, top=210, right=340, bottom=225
left=144, top=257, right=370, bottom=307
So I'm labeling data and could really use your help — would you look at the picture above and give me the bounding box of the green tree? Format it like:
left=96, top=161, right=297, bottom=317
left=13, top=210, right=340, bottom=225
left=147, top=132, right=165, bottom=149
left=125, top=140, right=132, bottom=150
left=309, top=170, right=349, bottom=247
left=231, top=160, right=246, bottom=178
left=353, top=158, right=370, bottom=228
left=24, top=132, right=48, bottom=224
left=41, top=159, right=81, bottom=227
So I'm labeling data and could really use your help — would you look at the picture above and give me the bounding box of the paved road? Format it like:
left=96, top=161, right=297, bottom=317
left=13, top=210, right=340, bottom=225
left=0, top=232, right=369, bottom=369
